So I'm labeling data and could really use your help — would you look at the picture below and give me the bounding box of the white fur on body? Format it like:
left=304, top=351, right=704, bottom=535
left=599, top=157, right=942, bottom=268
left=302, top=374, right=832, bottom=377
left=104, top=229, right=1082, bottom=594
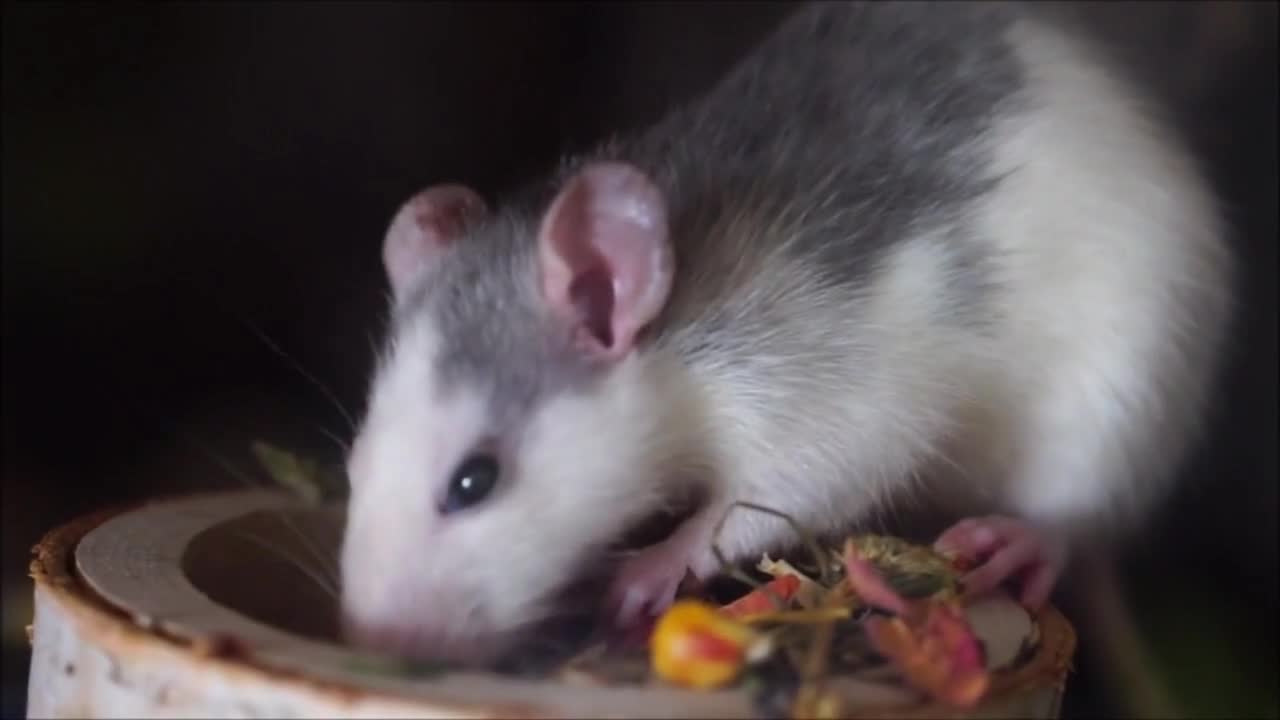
left=637, top=14, right=1234, bottom=569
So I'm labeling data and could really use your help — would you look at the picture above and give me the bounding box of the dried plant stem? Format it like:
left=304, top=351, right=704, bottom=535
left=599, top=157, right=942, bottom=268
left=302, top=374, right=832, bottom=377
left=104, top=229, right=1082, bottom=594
left=739, top=608, right=853, bottom=626
left=711, top=501, right=836, bottom=610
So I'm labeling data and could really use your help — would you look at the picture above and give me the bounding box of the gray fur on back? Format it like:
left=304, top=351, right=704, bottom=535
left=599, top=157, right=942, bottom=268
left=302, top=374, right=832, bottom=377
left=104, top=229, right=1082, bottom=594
left=402, top=1, right=1028, bottom=427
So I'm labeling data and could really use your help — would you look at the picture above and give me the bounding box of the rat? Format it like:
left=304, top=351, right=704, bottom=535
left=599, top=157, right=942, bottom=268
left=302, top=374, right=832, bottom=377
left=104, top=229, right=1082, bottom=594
left=337, top=1, right=1236, bottom=666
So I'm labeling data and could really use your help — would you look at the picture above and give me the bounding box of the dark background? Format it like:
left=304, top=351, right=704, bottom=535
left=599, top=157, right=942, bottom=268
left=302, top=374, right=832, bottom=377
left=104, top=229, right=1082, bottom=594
left=2, top=2, right=1276, bottom=718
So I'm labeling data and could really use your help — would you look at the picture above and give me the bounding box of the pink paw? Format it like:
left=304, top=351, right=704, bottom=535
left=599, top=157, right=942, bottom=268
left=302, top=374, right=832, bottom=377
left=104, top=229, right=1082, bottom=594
left=606, top=509, right=723, bottom=628
left=934, top=515, right=1068, bottom=610
left=606, top=541, right=692, bottom=628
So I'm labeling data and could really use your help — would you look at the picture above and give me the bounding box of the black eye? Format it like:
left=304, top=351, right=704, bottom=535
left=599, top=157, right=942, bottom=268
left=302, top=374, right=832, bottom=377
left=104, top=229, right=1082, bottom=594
left=441, top=454, right=500, bottom=514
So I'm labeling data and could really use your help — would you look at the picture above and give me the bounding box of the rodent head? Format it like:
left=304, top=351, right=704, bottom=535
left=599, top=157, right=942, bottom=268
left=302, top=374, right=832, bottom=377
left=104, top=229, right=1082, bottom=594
left=339, top=162, right=684, bottom=665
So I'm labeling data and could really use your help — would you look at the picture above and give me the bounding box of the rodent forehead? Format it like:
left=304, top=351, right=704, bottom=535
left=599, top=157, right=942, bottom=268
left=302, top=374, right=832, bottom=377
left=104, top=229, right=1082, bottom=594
left=361, top=331, right=484, bottom=464
left=392, top=222, right=605, bottom=432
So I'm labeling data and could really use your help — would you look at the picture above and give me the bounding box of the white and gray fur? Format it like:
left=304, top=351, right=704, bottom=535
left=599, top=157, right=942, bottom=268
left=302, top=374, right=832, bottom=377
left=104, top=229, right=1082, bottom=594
left=341, top=1, right=1234, bottom=661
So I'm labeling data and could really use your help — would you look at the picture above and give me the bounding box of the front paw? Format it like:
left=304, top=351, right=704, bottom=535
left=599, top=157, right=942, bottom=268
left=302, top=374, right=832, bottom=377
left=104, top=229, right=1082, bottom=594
left=606, top=508, right=725, bottom=628
left=934, top=515, right=1068, bottom=610
left=606, top=542, right=693, bottom=629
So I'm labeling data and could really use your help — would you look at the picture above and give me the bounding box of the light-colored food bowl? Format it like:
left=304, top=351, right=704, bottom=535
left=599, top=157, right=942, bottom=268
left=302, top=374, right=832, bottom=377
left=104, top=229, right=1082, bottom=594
left=26, top=491, right=1075, bottom=719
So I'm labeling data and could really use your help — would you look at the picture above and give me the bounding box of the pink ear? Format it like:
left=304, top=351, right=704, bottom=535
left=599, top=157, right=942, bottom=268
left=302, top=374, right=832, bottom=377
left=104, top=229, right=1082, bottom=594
left=383, top=184, right=488, bottom=299
left=537, top=162, right=674, bottom=359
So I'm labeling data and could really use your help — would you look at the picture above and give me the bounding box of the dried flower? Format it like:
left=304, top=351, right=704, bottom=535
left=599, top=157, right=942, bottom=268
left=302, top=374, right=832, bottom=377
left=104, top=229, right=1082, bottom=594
left=651, top=600, right=764, bottom=690
left=842, top=538, right=910, bottom=614
left=845, top=535, right=964, bottom=600
left=757, top=555, right=827, bottom=609
left=864, top=599, right=990, bottom=707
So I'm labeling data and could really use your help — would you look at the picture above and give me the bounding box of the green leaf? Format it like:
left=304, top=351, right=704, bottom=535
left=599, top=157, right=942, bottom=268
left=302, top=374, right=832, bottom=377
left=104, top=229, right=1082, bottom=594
left=881, top=571, right=947, bottom=599
left=250, top=441, right=327, bottom=504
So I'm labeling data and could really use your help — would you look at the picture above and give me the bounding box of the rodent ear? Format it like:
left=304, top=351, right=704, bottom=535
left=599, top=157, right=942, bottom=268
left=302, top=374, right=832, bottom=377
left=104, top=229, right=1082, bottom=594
left=383, top=184, right=488, bottom=300
left=536, top=162, right=674, bottom=359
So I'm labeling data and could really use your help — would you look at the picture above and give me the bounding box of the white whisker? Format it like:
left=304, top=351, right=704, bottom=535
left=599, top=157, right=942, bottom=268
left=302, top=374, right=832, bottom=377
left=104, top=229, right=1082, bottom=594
left=242, top=319, right=358, bottom=432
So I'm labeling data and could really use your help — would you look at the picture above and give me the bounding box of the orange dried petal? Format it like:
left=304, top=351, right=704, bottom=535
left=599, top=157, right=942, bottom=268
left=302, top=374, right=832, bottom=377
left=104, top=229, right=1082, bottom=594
left=651, top=600, right=759, bottom=690
left=929, top=601, right=985, bottom=673
left=865, top=599, right=989, bottom=707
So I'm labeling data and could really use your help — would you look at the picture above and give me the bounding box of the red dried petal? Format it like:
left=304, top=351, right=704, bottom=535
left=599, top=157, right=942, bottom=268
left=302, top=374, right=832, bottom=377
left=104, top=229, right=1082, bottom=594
left=843, top=540, right=909, bottom=614
left=684, top=628, right=747, bottom=663
left=720, top=574, right=802, bottom=618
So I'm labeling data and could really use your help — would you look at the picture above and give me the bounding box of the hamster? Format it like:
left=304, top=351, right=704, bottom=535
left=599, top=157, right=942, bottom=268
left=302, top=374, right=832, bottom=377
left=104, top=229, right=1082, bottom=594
left=338, top=1, right=1235, bottom=666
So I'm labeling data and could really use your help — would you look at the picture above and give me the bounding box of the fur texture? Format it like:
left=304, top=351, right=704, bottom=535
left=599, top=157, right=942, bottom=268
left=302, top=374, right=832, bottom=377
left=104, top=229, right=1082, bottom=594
left=340, top=1, right=1234, bottom=662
